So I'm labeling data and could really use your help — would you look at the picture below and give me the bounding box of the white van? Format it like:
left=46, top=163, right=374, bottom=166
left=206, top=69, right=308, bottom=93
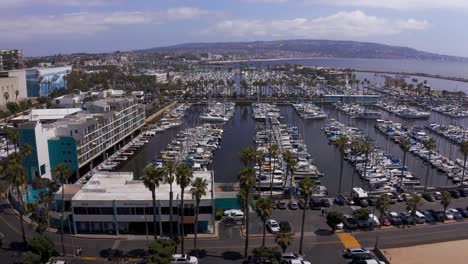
left=414, top=211, right=426, bottom=224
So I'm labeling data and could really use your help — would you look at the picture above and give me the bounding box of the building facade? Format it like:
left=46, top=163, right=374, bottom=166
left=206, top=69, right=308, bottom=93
left=0, top=69, right=27, bottom=107
left=26, top=66, right=72, bottom=97
left=0, top=50, right=22, bottom=71
left=19, top=97, right=145, bottom=182
left=67, top=171, right=215, bottom=236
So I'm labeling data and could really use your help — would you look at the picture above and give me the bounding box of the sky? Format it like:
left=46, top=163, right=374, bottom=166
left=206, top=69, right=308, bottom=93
left=2, top=0, right=467, bottom=57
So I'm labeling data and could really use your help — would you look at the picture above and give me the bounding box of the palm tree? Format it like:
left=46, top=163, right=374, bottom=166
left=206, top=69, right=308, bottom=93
left=52, top=163, right=72, bottom=255
left=423, top=138, right=436, bottom=193
left=349, top=139, right=361, bottom=194
left=275, top=229, right=294, bottom=253
left=268, top=144, right=279, bottom=198
left=255, top=197, right=273, bottom=247
left=335, top=136, right=348, bottom=194
left=460, top=141, right=468, bottom=190
left=239, top=166, right=256, bottom=258
left=191, top=177, right=208, bottom=255
left=15, top=90, right=19, bottom=104
left=3, top=91, right=9, bottom=105
left=399, top=139, right=410, bottom=186
left=240, top=147, right=257, bottom=167
left=6, top=160, right=27, bottom=243
left=164, top=160, right=176, bottom=238
left=407, top=194, right=422, bottom=225
left=32, top=177, right=53, bottom=235
left=441, top=191, right=451, bottom=222
left=143, top=165, right=165, bottom=239
left=361, top=140, right=374, bottom=181
left=298, top=177, right=313, bottom=255
left=283, top=150, right=297, bottom=188
left=255, top=150, right=264, bottom=197
left=377, top=193, right=390, bottom=228
left=176, top=163, right=193, bottom=254
left=20, top=143, right=33, bottom=206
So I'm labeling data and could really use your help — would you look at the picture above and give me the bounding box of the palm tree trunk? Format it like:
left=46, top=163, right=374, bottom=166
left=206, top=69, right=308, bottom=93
left=244, top=189, right=250, bottom=258
left=400, top=152, right=407, bottom=186
left=169, top=184, right=174, bottom=238
left=262, top=219, right=266, bottom=247
left=60, top=187, right=65, bottom=255
left=180, top=187, right=185, bottom=254
left=461, top=156, right=467, bottom=190
left=424, top=153, right=431, bottom=193
left=45, top=202, right=51, bottom=237
left=338, top=152, right=344, bottom=194
left=194, top=199, right=200, bottom=255
left=152, top=190, right=157, bottom=240
left=17, top=186, right=26, bottom=244
left=299, top=201, right=306, bottom=254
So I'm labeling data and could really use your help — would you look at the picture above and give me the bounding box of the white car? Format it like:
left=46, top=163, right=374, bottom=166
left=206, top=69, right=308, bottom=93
left=224, top=210, right=244, bottom=221
left=368, top=214, right=380, bottom=226
left=170, top=254, right=198, bottom=264
left=266, top=219, right=281, bottom=233
left=224, top=209, right=243, bottom=216
left=343, top=247, right=371, bottom=258
left=281, top=252, right=304, bottom=262
left=288, top=259, right=311, bottom=264
left=445, top=210, right=454, bottom=220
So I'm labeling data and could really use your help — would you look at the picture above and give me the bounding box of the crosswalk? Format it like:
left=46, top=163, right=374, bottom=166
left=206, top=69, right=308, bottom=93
left=337, top=233, right=361, bottom=248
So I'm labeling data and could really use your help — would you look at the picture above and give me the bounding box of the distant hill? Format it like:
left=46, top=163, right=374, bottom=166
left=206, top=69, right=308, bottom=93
left=135, top=39, right=467, bottom=62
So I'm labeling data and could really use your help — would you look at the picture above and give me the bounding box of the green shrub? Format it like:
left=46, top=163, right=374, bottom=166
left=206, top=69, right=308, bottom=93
left=215, top=207, right=224, bottom=220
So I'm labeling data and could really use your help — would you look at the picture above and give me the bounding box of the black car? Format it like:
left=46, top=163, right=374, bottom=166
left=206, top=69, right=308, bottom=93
left=309, top=197, right=321, bottom=210
left=350, top=253, right=374, bottom=264
left=298, top=199, right=307, bottom=210
left=429, top=209, right=445, bottom=222
left=459, top=189, right=468, bottom=197
left=385, top=211, right=402, bottom=225
left=400, top=212, right=414, bottom=225
left=456, top=208, right=468, bottom=218
left=320, top=198, right=330, bottom=207
left=422, top=193, right=435, bottom=202
left=343, top=214, right=358, bottom=230
left=367, top=197, right=378, bottom=206
left=449, top=190, right=460, bottom=198
left=358, top=199, right=369, bottom=208
left=279, top=221, right=292, bottom=231
left=422, top=210, right=435, bottom=223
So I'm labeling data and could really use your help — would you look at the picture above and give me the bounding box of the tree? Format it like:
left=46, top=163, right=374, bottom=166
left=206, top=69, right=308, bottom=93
left=349, top=139, right=361, bottom=193
left=399, top=139, right=410, bottom=186
left=255, top=198, right=274, bottom=247
left=20, top=143, right=34, bottom=207
left=377, top=194, right=390, bottom=227
left=147, top=238, right=176, bottom=264
left=3, top=91, right=9, bottom=105
left=255, top=150, right=264, bottom=197
left=353, top=208, right=370, bottom=221
left=423, top=138, right=436, bottom=193
left=164, top=160, right=176, bottom=238
left=175, top=163, right=193, bottom=254
left=407, top=194, right=422, bottom=225
left=19, top=252, right=41, bottom=264
left=460, top=141, right=468, bottom=190
left=268, top=144, right=279, bottom=198
left=143, top=165, right=165, bottom=240
left=240, top=147, right=257, bottom=167
left=441, top=191, right=451, bottom=222
left=15, top=90, right=19, bottom=104
left=6, top=160, right=27, bottom=244
left=28, top=236, right=58, bottom=263
left=335, top=136, right=349, bottom=194
left=32, top=177, right=53, bottom=236
left=239, top=166, right=256, bottom=258
left=360, top=140, right=374, bottom=180
left=298, top=177, right=313, bottom=254
left=326, top=211, right=343, bottom=232
left=191, top=177, right=208, bottom=255
left=52, top=163, right=72, bottom=255
left=275, top=229, right=294, bottom=253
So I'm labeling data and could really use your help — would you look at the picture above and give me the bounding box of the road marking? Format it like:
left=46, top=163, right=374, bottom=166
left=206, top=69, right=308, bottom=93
left=80, top=256, right=98, bottom=260
left=112, top=240, right=120, bottom=250
left=337, top=233, right=361, bottom=248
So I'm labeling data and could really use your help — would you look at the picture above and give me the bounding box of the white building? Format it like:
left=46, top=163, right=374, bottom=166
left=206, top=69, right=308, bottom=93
left=68, top=171, right=215, bottom=236
left=0, top=69, right=27, bottom=108
left=53, top=94, right=83, bottom=107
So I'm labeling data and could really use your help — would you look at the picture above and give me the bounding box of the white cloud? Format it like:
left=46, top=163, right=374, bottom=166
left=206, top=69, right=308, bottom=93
left=0, top=0, right=117, bottom=8
left=0, top=8, right=212, bottom=41
left=203, top=11, right=428, bottom=39
left=311, top=0, right=468, bottom=10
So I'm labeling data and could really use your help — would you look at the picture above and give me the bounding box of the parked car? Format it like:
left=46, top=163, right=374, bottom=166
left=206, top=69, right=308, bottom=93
left=266, top=219, right=281, bottom=233
left=381, top=217, right=391, bottom=226
left=385, top=211, right=402, bottom=225
left=459, top=189, right=468, bottom=197
left=434, top=191, right=442, bottom=200
left=368, top=214, right=380, bottom=226
left=456, top=208, right=468, bottom=218
left=224, top=209, right=243, bottom=216
left=242, top=256, right=271, bottom=264
left=449, top=190, right=460, bottom=199
left=298, top=199, right=307, bottom=210
left=279, top=221, right=292, bottom=231
left=367, top=196, right=378, bottom=206
left=387, top=193, right=398, bottom=204
left=320, top=198, right=330, bottom=207
left=343, top=247, right=370, bottom=258
left=287, top=260, right=311, bottom=264
left=350, top=253, right=374, bottom=264
left=358, top=198, right=369, bottom=208
left=429, top=209, right=445, bottom=222
left=343, top=214, right=358, bottom=230
left=422, top=193, right=435, bottom=202
left=170, top=254, right=198, bottom=264
left=288, top=199, right=299, bottom=210
left=309, top=197, right=321, bottom=210
left=445, top=210, right=454, bottom=220
left=334, top=196, right=344, bottom=205
left=281, top=252, right=303, bottom=263
left=448, top=208, right=463, bottom=220
left=400, top=212, right=414, bottom=225
left=422, top=210, right=435, bottom=223
left=277, top=200, right=288, bottom=209
left=225, top=210, right=244, bottom=221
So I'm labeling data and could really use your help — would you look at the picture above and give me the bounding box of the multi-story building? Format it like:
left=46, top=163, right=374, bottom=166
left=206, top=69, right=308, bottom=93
left=62, top=170, right=215, bottom=236
left=26, top=66, right=72, bottom=97
left=0, top=69, right=27, bottom=107
left=19, top=97, right=145, bottom=182
left=0, top=50, right=23, bottom=71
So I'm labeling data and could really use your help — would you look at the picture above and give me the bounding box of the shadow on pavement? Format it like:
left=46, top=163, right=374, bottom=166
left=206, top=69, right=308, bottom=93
left=314, top=229, right=334, bottom=236
left=100, top=248, right=124, bottom=259
left=222, top=251, right=243, bottom=260
left=7, top=242, right=28, bottom=252
left=125, top=248, right=148, bottom=258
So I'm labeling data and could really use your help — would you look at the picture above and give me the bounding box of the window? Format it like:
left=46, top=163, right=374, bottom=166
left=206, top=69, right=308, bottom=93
left=74, top=207, right=87, bottom=215
left=145, top=207, right=154, bottom=215
left=87, top=207, right=101, bottom=215
left=117, top=207, right=131, bottom=215
left=199, top=206, right=213, bottom=214
left=40, top=165, right=46, bottom=175
left=101, top=208, right=114, bottom=215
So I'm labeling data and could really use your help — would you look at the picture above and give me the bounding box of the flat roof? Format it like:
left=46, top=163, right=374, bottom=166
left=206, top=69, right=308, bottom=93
left=12, top=108, right=82, bottom=121
left=72, top=170, right=213, bottom=202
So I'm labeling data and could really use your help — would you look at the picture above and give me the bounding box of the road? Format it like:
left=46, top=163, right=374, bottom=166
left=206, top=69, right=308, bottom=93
left=2, top=197, right=468, bottom=263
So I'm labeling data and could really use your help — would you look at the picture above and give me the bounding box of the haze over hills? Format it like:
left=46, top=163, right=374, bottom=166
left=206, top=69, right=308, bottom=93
left=136, top=39, right=468, bottom=62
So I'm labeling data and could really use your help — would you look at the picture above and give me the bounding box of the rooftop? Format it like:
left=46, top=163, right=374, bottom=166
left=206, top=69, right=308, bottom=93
left=72, top=171, right=213, bottom=201
left=12, top=108, right=82, bottom=122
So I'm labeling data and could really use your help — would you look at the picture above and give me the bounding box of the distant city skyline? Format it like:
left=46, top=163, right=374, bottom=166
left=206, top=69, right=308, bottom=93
left=2, top=0, right=467, bottom=57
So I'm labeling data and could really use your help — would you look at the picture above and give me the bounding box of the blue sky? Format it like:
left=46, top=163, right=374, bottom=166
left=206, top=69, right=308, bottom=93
left=2, top=0, right=467, bottom=57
